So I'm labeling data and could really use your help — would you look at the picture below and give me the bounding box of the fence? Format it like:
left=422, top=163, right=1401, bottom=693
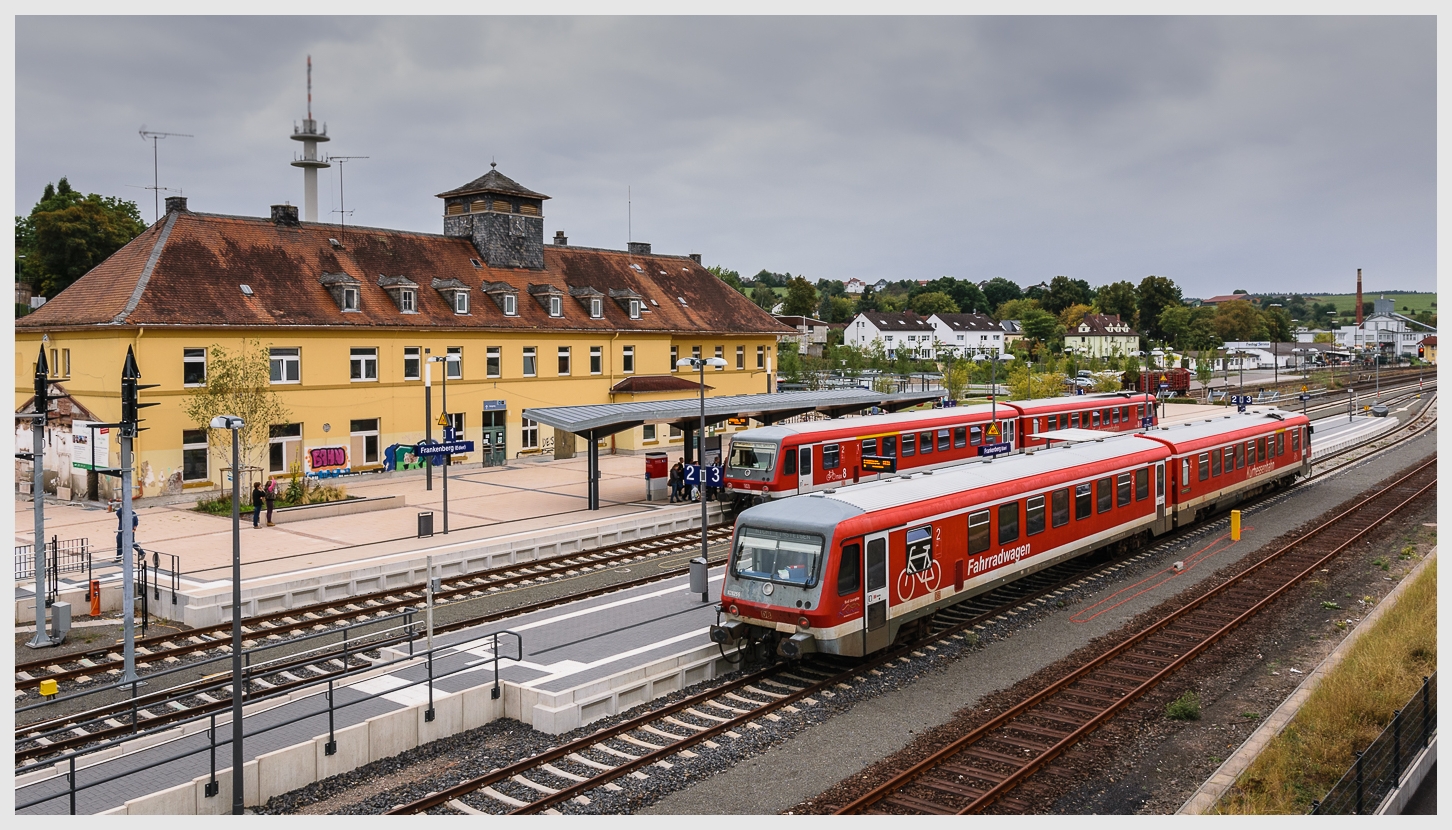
left=15, top=536, right=91, bottom=582
left=1311, top=673, right=1437, bottom=815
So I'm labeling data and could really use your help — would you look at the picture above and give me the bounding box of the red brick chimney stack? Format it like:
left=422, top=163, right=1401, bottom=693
left=1356, top=268, right=1363, bottom=326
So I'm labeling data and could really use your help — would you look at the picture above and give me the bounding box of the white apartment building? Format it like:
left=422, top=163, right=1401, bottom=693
left=928, top=312, right=1005, bottom=357
left=846, top=312, right=938, bottom=360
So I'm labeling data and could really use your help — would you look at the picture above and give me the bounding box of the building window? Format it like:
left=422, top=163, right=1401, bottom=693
left=692, top=346, right=701, bottom=363
left=342, top=287, right=359, bottom=311
left=590, top=346, right=602, bottom=375
left=503, top=294, right=517, bottom=316
left=558, top=346, right=571, bottom=375
left=629, top=299, right=641, bottom=319
left=736, top=345, right=745, bottom=369
left=269, top=423, right=302, bottom=473
left=521, top=417, right=539, bottom=449
left=757, top=345, right=765, bottom=368
left=590, top=297, right=602, bottom=318
left=62, top=349, right=70, bottom=377
left=643, top=424, right=657, bottom=441
left=671, top=346, right=678, bottom=371
left=453, top=291, right=469, bottom=314
left=623, top=346, right=635, bottom=374
left=549, top=295, right=562, bottom=317
left=350, top=347, right=378, bottom=381
left=183, top=348, right=207, bottom=386
left=714, top=345, right=725, bottom=369
left=350, top=418, right=380, bottom=465
left=269, top=347, right=300, bottom=384
left=400, top=289, right=416, bottom=313
left=522, top=347, right=537, bottom=377
left=447, top=346, right=462, bottom=379
left=487, top=346, right=501, bottom=378
left=403, top=347, right=421, bottom=381
left=445, top=412, right=464, bottom=441
left=182, top=429, right=209, bottom=482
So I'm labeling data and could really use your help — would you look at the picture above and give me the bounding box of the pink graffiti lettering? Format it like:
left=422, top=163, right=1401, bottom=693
left=309, top=446, right=348, bottom=469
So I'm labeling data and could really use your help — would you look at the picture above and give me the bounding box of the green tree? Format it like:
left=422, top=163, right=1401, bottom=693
left=1021, top=307, right=1060, bottom=350
left=782, top=276, right=818, bottom=317
left=1041, top=275, right=1093, bottom=315
left=941, top=357, right=971, bottom=401
left=1214, top=300, right=1268, bottom=342
left=1059, top=302, right=1094, bottom=330
left=776, top=344, right=804, bottom=382
left=1137, top=275, right=1184, bottom=343
left=856, top=285, right=881, bottom=313
left=751, top=270, right=792, bottom=288
left=1195, top=354, right=1214, bottom=401
left=181, top=340, right=291, bottom=480
left=707, top=265, right=744, bottom=294
left=993, top=297, right=1041, bottom=323
left=914, top=276, right=988, bottom=314
left=1094, top=280, right=1139, bottom=329
left=18, top=177, right=147, bottom=297
left=910, top=291, right=959, bottom=316
left=750, top=283, right=778, bottom=310
left=1005, top=362, right=1066, bottom=400
left=820, top=295, right=855, bottom=323
left=981, top=277, right=1022, bottom=311
left=1158, top=305, right=1193, bottom=350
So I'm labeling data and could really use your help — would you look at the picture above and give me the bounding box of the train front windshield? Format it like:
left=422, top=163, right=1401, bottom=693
left=732, top=527, right=823, bottom=587
left=728, top=441, right=777, bottom=472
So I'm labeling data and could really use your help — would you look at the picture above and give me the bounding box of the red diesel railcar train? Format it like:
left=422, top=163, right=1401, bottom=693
left=710, top=410, right=1311, bottom=660
left=723, top=392, right=1157, bottom=509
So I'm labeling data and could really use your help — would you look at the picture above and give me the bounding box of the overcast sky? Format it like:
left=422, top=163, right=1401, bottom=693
left=13, top=15, right=1436, bottom=298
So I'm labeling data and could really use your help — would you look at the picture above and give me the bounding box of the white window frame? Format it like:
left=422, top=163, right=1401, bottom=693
left=670, top=346, right=678, bottom=371
left=629, top=299, right=641, bottom=319
left=503, top=294, right=517, bottom=316
left=590, top=346, right=602, bottom=375
left=623, top=346, right=635, bottom=374
left=558, top=346, right=571, bottom=376
left=182, top=429, right=209, bottom=482
left=486, top=346, right=501, bottom=378
left=522, top=347, right=537, bottom=377
left=642, top=424, right=657, bottom=442
left=453, top=291, right=469, bottom=314
left=590, top=297, right=602, bottom=318
left=447, top=346, right=463, bottom=379
left=521, top=417, right=539, bottom=449
left=350, top=347, right=378, bottom=382
left=714, top=345, right=725, bottom=369
left=757, top=345, right=765, bottom=368
left=403, top=347, right=421, bottom=381
left=736, top=345, right=745, bottom=370
left=550, top=295, right=563, bottom=317
left=350, top=418, right=381, bottom=465
left=400, top=289, right=416, bottom=313
left=269, top=347, right=301, bottom=384
left=183, top=348, right=207, bottom=387
left=342, top=287, right=360, bottom=311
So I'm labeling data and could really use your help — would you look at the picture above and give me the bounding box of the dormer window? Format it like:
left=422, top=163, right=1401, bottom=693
left=377, top=274, right=421, bottom=314
left=320, top=271, right=363, bottom=313
left=342, top=287, right=359, bottom=311
left=431, top=277, right=473, bottom=315
left=504, top=294, right=517, bottom=316
left=591, top=297, right=602, bottom=318
left=550, top=295, right=562, bottom=317
left=630, top=299, right=641, bottom=319
left=400, top=289, right=416, bottom=312
left=454, top=292, right=470, bottom=314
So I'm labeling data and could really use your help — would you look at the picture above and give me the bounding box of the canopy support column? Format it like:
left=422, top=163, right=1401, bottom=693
left=586, top=430, right=600, bottom=510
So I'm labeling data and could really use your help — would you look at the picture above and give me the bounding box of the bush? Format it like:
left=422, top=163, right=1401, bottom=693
left=1167, top=690, right=1202, bottom=720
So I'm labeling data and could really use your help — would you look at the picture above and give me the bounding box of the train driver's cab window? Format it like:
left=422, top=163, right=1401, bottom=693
left=998, top=501, right=1020, bottom=544
left=1211, top=448, right=1222, bottom=477
left=968, top=510, right=990, bottom=554
left=1026, top=495, right=1046, bottom=535
left=956, top=426, right=968, bottom=448
left=1052, top=488, right=1070, bottom=527
left=837, top=543, right=861, bottom=596
left=782, top=447, right=797, bottom=476
left=1135, top=467, right=1149, bottom=500
left=919, top=431, right=933, bottom=455
left=902, top=434, right=916, bottom=456
left=822, top=444, right=841, bottom=470
left=1097, top=477, right=1113, bottom=513
left=1075, top=483, right=1093, bottom=520
left=729, top=441, right=776, bottom=473
left=732, top=528, right=823, bottom=587
left=1181, top=459, right=1191, bottom=488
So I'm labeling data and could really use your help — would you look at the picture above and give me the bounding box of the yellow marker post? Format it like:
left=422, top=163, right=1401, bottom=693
left=1230, top=509, right=1241, bottom=541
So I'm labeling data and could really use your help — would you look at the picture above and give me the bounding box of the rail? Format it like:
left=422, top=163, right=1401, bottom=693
left=1311, top=673, right=1437, bottom=815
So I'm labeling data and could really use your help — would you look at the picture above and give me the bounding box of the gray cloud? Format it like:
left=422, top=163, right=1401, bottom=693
left=15, top=15, right=1434, bottom=297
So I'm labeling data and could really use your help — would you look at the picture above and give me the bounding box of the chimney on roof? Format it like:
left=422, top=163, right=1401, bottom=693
left=553, top=230, right=568, bottom=246
left=271, top=204, right=301, bottom=227
left=689, top=253, right=702, bottom=264
left=1356, top=268, right=1363, bottom=326
left=628, top=241, right=651, bottom=255
left=165, top=196, right=188, bottom=214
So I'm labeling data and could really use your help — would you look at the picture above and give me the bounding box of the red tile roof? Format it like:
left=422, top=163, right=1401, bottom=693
left=18, top=210, right=791, bottom=336
left=610, top=376, right=712, bottom=394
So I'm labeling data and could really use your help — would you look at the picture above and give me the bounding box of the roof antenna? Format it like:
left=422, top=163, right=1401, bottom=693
left=328, top=155, right=369, bottom=242
left=137, top=126, right=193, bottom=223
left=628, top=185, right=632, bottom=244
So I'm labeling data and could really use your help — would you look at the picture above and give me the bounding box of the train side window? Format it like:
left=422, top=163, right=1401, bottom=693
left=1181, top=459, right=1190, bottom=488
left=883, top=435, right=897, bottom=457
left=937, top=429, right=950, bottom=452
left=1071, top=412, right=1081, bottom=428
left=783, top=448, right=797, bottom=476
left=957, top=425, right=969, bottom=448
left=1198, top=453, right=1209, bottom=481
left=1135, top=467, right=1149, bottom=500
left=1032, top=417, right=1040, bottom=435
left=862, top=438, right=877, bottom=457
left=800, top=447, right=812, bottom=475
left=1292, top=430, right=1299, bottom=452
left=1156, top=464, right=1165, bottom=498
left=1052, top=488, right=1070, bottom=526
left=822, top=444, right=840, bottom=470
left=1006, top=421, right=1013, bottom=441
left=1211, top=448, right=1222, bottom=477
left=998, top=501, right=1020, bottom=544
left=1117, top=473, right=1132, bottom=506
left=1075, top=483, right=1093, bottom=520
left=837, top=543, right=861, bottom=596
left=1235, top=443, right=1245, bottom=469
left=968, top=510, right=990, bottom=554
left=1111, top=408, right=1119, bottom=425
left=919, top=431, right=933, bottom=454
left=1257, top=438, right=1266, bottom=463
left=906, top=526, right=934, bottom=573
left=1091, top=411, right=1101, bottom=428
left=1097, top=477, right=1113, bottom=513
left=1223, top=447, right=1234, bottom=472
left=1276, top=432, right=1285, bottom=456
left=902, top=434, right=916, bottom=456
left=969, top=425, right=981, bottom=446
left=1026, top=495, right=1046, bottom=535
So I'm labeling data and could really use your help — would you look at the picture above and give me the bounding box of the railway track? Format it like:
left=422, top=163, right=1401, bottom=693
left=833, top=455, right=1436, bottom=815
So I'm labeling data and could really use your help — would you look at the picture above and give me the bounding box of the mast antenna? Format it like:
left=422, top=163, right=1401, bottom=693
left=137, top=126, right=194, bottom=223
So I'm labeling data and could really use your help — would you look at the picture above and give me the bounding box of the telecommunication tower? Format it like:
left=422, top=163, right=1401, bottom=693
left=290, top=55, right=331, bottom=222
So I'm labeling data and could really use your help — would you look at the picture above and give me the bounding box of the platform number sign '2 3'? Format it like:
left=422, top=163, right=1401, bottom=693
left=897, top=525, right=943, bottom=601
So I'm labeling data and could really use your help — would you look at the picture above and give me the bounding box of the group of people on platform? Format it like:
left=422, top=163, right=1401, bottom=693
left=667, top=457, right=721, bottom=504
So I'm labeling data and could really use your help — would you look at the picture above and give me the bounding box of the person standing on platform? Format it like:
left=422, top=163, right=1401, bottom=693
left=251, top=482, right=265, bottom=529
left=263, top=478, right=278, bottom=526
left=669, top=459, right=685, bottom=503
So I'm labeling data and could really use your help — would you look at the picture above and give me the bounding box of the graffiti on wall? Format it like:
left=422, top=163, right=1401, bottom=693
left=305, top=445, right=350, bottom=475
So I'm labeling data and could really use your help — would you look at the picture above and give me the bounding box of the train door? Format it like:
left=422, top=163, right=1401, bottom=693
left=798, top=444, right=815, bottom=493
left=862, top=531, right=891, bottom=653
left=1155, top=461, right=1166, bottom=514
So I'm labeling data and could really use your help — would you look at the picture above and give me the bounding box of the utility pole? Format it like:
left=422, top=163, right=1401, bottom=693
left=424, top=349, right=433, bottom=491
left=118, top=347, right=158, bottom=686
left=25, top=347, right=56, bottom=648
left=138, top=128, right=193, bottom=223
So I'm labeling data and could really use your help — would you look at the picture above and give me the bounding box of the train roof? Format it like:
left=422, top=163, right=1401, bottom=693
left=1135, top=409, right=1308, bottom=453
left=738, top=433, right=1168, bottom=525
left=732, top=403, right=1001, bottom=442
left=1009, top=392, right=1153, bottom=414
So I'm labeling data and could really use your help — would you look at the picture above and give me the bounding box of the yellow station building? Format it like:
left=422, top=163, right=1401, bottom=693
left=15, top=168, right=789, bottom=498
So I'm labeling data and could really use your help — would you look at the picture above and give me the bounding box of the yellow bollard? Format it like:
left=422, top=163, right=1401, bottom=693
left=1231, top=510, right=1241, bottom=541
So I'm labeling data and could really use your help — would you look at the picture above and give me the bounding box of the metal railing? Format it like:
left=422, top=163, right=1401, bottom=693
left=1311, top=673, right=1437, bottom=815
left=15, top=536, right=90, bottom=582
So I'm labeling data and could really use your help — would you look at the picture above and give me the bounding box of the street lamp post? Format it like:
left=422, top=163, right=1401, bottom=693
left=677, top=356, right=727, bottom=587
left=209, top=415, right=245, bottom=814
left=423, top=348, right=432, bottom=491
left=427, top=354, right=459, bottom=533
left=973, top=348, right=1010, bottom=441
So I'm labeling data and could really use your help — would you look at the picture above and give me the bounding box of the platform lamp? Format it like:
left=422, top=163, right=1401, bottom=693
left=209, top=414, right=245, bottom=815
left=972, top=348, right=1012, bottom=444
left=678, top=356, right=727, bottom=588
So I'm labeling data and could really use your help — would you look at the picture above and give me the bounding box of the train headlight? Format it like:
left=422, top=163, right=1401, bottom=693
left=728, top=603, right=739, bottom=615
left=798, top=616, right=810, bottom=628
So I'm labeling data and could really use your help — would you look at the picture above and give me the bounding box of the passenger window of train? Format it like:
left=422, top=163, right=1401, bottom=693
left=1052, top=488, right=1070, bottom=526
left=733, top=528, right=823, bottom=587
left=1224, top=447, right=1234, bottom=472
left=837, top=543, right=861, bottom=596
left=1092, top=411, right=1101, bottom=428
left=1212, top=448, right=1222, bottom=477
left=968, top=511, right=990, bottom=554
left=1135, top=467, right=1149, bottom=501
left=1075, top=483, right=1093, bottom=520
left=937, top=429, right=950, bottom=452
left=1006, top=421, right=1013, bottom=441
left=1032, top=418, right=1041, bottom=435
left=969, top=425, right=981, bottom=446
left=822, top=444, right=840, bottom=470
left=800, top=447, right=812, bottom=475
left=1198, top=453, right=1209, bottom=481
left=1117, top=473, right=1132, bottom=506
left=902, top=434, right=916, bottom=456
left=883, top=435, right=897, bottom=457
left=919, top=431, right=933, bottom=454
left=862, top=438, right=877, bottom=457
left=1071, top=413, right=1081, bottom=428
left=1111, top=408, right=1119, bottom=425
left=783, top=448, right=797, bottom=476
left=998, top=502, right=1020, bottom=544
left=1257, top=438, right=1266, bottom=463
left=906, top=526, right=934, bottom=573
left=1292, top=430, right=1299, bottom=452
left=1181, top=459, right=1190, bottom=488
left=1097, top=477, right=1113, bottom=513
left=1026, top=495, right=1046, bottom=535
left=1236, top=443, right=1245, bottom=469
left=1156, top=465, right=1165, bottom=497
left=956, top=426, right=968, bottom=448
left=1276, top=432, right=1285, bottom=456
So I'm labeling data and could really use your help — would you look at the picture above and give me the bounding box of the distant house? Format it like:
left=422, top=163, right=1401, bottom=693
left=774, top=314, right=831, bottom=357
left=927, top=313, right=1005, bottom=357
left=872, top=279, right=889, bottom=291
left=1064, top=313, right=1139, bottom=359
left=998, top=319, right=1024, bottom=348
left=1334, top=297, right=1435, bottom=358
left=1201, top=294, right=1258, bottom=306
left=1419, top=335, right=1436, bottom=364
left=846, top=312, right=937, bottom=360
left=844, top=278, right=866, bottom=295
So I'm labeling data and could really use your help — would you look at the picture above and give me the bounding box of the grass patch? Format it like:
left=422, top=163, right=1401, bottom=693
left=1212, top=558, right=1437, bottom=814
left=1312, top=291, right=1437, bottom=316
left=1166, top=690, right=1202, bottom=720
